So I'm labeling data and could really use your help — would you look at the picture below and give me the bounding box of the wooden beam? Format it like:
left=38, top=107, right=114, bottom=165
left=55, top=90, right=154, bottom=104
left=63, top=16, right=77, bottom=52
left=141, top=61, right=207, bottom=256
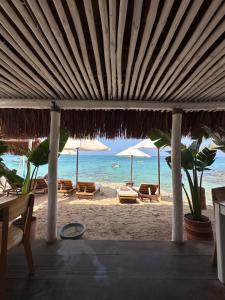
left=0, top=99, right=225, bottom=111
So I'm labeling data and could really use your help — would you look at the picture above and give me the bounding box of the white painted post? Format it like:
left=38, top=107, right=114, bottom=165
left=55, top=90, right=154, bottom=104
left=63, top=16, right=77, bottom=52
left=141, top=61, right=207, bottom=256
left=171, top=109, right=183, bottom=243
left=47, top=102, right=61, bottom=243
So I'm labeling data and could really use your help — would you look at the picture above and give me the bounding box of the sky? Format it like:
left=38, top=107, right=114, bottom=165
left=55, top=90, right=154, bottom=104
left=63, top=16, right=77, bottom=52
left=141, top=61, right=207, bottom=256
left=80, top=137, right=225, bottom=157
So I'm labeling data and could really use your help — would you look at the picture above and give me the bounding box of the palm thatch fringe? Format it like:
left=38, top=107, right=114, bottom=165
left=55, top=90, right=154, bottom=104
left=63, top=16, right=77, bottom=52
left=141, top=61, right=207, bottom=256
left=0, top=109, right=225, bottom=139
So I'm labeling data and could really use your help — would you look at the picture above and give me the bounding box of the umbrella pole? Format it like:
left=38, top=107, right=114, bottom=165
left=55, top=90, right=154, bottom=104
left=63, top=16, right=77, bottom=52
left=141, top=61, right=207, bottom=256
left=76, top=148, right=79, bottom=185
left=131, top=155, right=133, bottom=183
left=157, top=148, right=161, bottom=194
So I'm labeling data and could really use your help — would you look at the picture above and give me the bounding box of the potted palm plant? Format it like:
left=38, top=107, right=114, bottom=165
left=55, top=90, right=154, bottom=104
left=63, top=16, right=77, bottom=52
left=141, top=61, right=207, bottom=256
left=149, top=130, right=216, bottom=241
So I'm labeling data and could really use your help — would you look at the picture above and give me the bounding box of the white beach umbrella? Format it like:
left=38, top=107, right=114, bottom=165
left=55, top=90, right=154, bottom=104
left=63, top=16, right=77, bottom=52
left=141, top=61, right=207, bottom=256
left=116, top=147, right=150, bottom=183
left=62, top=138, right=109, bottom=184
left=133, top=139, right=161, bottom=193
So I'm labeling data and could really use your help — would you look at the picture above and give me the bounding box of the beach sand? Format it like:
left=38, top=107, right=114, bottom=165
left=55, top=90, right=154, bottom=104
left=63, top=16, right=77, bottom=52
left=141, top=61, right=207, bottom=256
left=33, top=182, right=215, bottom=240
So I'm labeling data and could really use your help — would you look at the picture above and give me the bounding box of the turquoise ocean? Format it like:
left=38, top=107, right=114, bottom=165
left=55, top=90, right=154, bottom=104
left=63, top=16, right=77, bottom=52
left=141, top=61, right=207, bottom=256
left=3, top=154, right=225, bottom=202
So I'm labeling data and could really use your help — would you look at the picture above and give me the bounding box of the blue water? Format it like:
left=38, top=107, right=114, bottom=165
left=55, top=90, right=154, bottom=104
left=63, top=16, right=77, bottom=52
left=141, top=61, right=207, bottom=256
left=3, top=154, right=225, bottom=201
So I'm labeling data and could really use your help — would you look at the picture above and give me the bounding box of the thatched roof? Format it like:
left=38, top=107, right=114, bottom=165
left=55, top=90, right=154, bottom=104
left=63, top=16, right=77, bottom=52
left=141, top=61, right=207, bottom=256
left=0, top=1, right=225, bottom=138
left=1, top=109, right=225, bottom=139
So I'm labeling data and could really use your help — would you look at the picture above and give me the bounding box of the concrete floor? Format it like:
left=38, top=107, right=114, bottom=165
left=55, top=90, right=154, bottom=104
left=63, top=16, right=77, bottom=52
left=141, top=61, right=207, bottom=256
left=6, top=240, right=225, bottom=300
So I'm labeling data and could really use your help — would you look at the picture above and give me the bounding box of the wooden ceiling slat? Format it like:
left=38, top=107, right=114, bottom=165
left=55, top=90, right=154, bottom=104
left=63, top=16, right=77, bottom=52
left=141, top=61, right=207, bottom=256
left=139, top=0, right=191, bottom=99
left=145, top=0, right=204, bottom=99
left=109, top=0, right=117, bottom=99
left=157, top=0, right=225, bottom=99
left=98, top=0, right=112, bottom=98
left=117, top=0, right=128, bottom=99
left=67, top=0, right=100, bottom=98
left=0, top=23, right=61, bottom=98
left=173, top=45, right=225, bottom=100
left=83, top=0, right=105, bottom=98
left=123, top=0, right=143, bottom=99
left=0, top=2, right=68, bottom=98
left=37, top=0, right=90, bottom=99
left=0, top=41, right=54, bottom=97
left=0, top=53, right=47, bottom=97
left=0, top=58, right=44, bottom=98
left=13, top=0, right=77, bottom=99
left=0, top=0, right=224, bottom=106
left=185, top=68, right=225, bottom=100
left=134, top=0, right=175, bottom=98
left=0, top=77, right=30, bottom=98
left=197, top=78, right=225, bottom=100
left=53, top=0, right=96, bottom=99
left=0, top=83, right=23, bottom=98
left=0, top=68, right=38, bottom=98
left=128, top=0, right=160, bottom=99
left=26, top=0, right=80, bottom=99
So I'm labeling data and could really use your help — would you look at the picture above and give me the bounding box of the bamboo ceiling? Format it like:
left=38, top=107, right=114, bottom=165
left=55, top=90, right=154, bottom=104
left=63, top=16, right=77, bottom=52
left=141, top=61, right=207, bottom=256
left=0, top=0, right=225, bottom=103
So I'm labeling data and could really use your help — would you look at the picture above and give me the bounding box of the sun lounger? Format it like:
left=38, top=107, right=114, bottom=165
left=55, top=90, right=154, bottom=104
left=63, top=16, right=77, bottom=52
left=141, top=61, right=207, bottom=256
left=117, top=186, right=138, bottom=204
left=58, top=179, right=76, bottom=195
left=133, top=183, right=160, bottom=202
left=0, top=176, right=22, bottom=196
left=31, top=178, right=48, bottom=194
left=76, top=182, right=101, bottom=199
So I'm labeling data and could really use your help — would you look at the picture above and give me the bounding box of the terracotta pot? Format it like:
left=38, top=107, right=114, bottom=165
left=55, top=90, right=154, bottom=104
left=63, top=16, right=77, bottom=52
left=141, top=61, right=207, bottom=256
left=184, top=213, right=213, bottom=241
left=13, top=216, right=37, bottom=239
left=198, top=187, right=207, bottom=210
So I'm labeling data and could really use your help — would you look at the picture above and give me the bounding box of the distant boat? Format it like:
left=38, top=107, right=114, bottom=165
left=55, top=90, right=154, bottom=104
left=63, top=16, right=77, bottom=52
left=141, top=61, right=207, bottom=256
left=112, top=162, right=120, bottom=168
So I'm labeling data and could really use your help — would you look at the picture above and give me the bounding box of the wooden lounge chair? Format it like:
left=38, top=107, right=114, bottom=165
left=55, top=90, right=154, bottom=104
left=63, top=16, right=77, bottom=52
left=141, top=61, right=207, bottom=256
left=76, top=182, right=101, bottom=199
left=0, top=193, right=35, bottom=298
left=31, top=178, right=48, bottom=194
left=5, top=181, right=22, bottom=196
left=211, top=187, right=225, bottom=266
left=117, top=186, right=138, bottom=204
left=58, top=179, right=76, bottom=195
left=134, top=183, right=160, bottom=202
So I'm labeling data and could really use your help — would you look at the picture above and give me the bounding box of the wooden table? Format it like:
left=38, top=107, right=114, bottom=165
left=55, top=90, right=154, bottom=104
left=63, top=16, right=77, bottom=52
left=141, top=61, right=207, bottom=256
left=215, top=201, right=225, bottom=284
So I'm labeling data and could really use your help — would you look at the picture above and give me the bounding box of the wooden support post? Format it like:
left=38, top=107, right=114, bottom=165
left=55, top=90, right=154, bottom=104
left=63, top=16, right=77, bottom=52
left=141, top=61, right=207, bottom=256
left=47, top=102, right=61, bottom=243
left=171, top=109, right=183, bottom=243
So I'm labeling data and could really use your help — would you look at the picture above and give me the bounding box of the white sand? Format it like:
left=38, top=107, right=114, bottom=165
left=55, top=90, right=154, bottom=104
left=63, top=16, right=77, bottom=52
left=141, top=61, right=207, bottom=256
left=33, top=182, right=214, bottom=240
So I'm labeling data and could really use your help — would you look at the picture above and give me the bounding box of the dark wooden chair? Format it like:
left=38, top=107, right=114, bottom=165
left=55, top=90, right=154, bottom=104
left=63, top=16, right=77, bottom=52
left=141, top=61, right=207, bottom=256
left=211, top=187, right=225, bottom=266
left=0, top=193, right=35, bottom=298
